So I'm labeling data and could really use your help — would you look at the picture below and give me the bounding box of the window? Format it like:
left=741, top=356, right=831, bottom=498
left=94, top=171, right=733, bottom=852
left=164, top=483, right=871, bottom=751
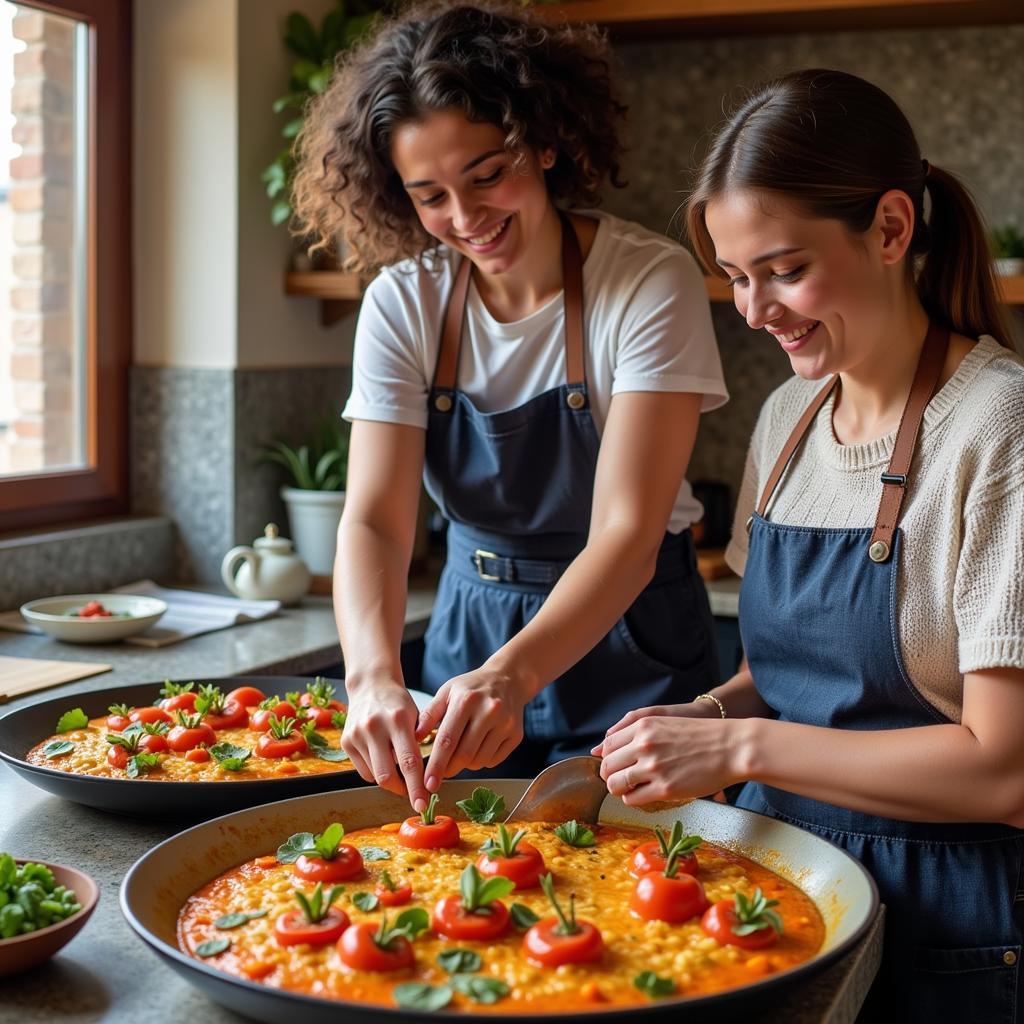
left=0, top=0, right=130, bottom=531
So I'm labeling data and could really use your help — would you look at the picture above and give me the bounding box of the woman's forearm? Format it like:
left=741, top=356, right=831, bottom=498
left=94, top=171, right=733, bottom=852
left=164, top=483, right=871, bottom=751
left=737, top=716, right=1024, bottom=826
left=333, top=518, right=411, bottom=694
left=707, top=661, right=774, bottom=719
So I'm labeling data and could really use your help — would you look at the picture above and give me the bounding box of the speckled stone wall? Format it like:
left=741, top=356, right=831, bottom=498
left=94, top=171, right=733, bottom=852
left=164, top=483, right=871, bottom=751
left=131, top=367, right=350, bottom=583
left=602, top=23, right=1024, bottom=502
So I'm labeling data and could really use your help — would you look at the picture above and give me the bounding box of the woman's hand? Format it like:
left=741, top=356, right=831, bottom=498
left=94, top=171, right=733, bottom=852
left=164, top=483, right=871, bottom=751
left=597, top=714, right=743, bottom=807
left=341, top=681, right=431, bottom=811
left=414, top=664, right=533, bottom=790
left=591, top=701, right=719, bottom=757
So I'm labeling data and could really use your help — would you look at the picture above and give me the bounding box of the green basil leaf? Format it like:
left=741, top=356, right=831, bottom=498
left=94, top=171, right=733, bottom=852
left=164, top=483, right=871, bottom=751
left=477, top=875, right=515, bottom=905
left=276, top=832, right=316, bottom=864
left=127, top=752, right=160, bottom=778
left=42, top=740, right=74, bottom=759
left=213, top=910, right=267, bottom=929
left=302, top=727, right=328, bottom=749
left=360, top=846, right=390, bottom=862
left=437, top=948, right=482, bottom=974
left=455, top=786, right=506, bottom=824
left=55, top=708, right=89, bottom=733
left=195, top=938, right=230, bottom=957
left=554, top=819, right=595, bottom=848
left=634, top=971, right=676, bottom=998
left=393, top=906, right=429, bottom=939
left=331, top=710, right=347, bottom=730
left=313, top=746, right=348, bottom=762
left=450, top=974, right=510, bottom=1004
left=352, top=892, right=379, bottom=912
left=210, top=742, right=250, bottom=761
left=121, top=722, right=144, bottom=737
left=393, top=983, right=452, bottom=1011
left=510, top=902, right=540, bottom=931
left=314, top=823, right=345, bottom=859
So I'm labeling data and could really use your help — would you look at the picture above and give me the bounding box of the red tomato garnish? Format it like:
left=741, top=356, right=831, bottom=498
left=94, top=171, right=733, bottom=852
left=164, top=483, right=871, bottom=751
left=701, top=890, right=783, bottom=950
left=630, top=871, right=708, bottom=923
left=139, top=733, right=168, bottom=754
left=398, top=816, right=460, bottom=850
left=203, top=701, right=248, bottom=730
left=299, top=705, right=334, bottom=729
left=160, top=692, right=198, bottom=713
left=274, top=908, right=349, bottom=947
left=168, top=723, right=217, bottom=752
left=375, top=882, right=413, bottom=907
left=630, top=841, right=698, bottom=879
left=431, top=894, right=510, bottom=941
left=476, top=841, right=545, bottom=890
left=250, top=703, right=297, bottom=732
left=129, top=706, right=173, bottom=726
left=107, top=745, right=129, bottom=769
left=255, top=731, right=307, bottom=759
left=294, top=849, right=363, bottom=883
left=225, top=685, right=266, bottom=709
left=337, top=922, right=413, bottom=971
left=185, top=747, right=211, bottom=763
left=299, top=693, right=344, bottom=711
left=106, top=714, right=131, bottom=732
left=524, top=917, right=604, bottom=967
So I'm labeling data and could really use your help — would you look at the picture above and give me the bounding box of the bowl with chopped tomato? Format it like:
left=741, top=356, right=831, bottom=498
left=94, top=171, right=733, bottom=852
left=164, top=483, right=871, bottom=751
left=119, top=776, right=879, bottom=1023
left=19, top=593, right=168, bottom=643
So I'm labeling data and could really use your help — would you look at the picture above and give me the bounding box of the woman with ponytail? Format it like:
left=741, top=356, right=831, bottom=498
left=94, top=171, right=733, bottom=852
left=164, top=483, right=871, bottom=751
left=595, top=69, right=1024, bottom=1020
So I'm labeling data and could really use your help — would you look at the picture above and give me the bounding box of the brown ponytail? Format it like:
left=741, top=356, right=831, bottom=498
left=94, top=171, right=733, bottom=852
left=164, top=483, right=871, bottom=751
left=686, top=69, right=1014, bottom=349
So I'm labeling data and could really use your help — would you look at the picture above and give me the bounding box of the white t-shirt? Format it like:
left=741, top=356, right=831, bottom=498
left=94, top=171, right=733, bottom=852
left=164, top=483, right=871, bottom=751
left=343, top=211, right=728, bottom=532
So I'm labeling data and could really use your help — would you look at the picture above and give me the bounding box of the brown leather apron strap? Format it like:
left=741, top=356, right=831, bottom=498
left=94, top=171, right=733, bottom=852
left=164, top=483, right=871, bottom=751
left=750, top=323, right=950, bottom=563
left=867, top=322, right=949, bottom=562
left=431, top=211, right=587, bottom=413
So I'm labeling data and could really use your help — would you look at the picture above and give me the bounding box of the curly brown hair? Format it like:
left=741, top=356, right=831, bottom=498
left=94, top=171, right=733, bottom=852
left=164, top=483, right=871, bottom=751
left=291, top=0, right=627, bottom=272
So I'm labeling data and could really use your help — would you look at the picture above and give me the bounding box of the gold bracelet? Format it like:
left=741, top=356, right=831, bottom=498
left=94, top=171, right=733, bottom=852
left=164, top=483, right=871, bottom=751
left=695, top=692, right=726, bottom=719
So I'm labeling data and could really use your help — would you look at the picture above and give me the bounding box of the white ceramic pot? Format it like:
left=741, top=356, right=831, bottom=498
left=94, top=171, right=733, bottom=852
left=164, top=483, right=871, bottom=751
left=280, top=486, right=346, bottom=576
left=220, top=524, right=311, bottom=605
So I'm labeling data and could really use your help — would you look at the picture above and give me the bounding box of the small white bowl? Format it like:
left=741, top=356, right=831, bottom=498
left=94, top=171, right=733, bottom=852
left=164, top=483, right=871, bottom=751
left=20, top=594, right=168, bottom=644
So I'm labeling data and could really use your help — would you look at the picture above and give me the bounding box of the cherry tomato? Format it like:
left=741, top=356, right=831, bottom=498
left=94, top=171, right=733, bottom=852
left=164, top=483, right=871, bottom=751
left=431, top=894, right=510, bottom=941
left=630, top=841, right=698, bottom=879
left=294, top=849, right=364, bottom=883
left=337, top=922, right=413, bottom=971
left=250, top=703, right=298, bottom=732
left=299, top=692, right=344, bottom=711
left=168, top=723, right=217, bottom=752
left=160, top=692, right=198, bottom=713
left=225, top=685, right=266, bottom=709
left=524, top=917, right=604, bottom=967
left=701, top=899, right=780, bottom=950
left=203, top=701, right=248, bottom=730
left=186, top=747, right=211, bottom=763
left=274, top=907, right=349, bottom=947
left=139, top=733, right=168, bottom=754
left=476, top=842, right=545, bottom=890
left=299, top=705, right=334, bottom=729
left=256, top=731, right=307, bottom=759
left=106, top=713, right=132, bottom=732
left=398, top=815, right=460, bottom=850
left=630, top=871, right=708, bottom=923
left=107, top=745, right=129, bottom=769
left=375, top=881, right=413, bottom=907
left=129, top=706, right=173, bottom=726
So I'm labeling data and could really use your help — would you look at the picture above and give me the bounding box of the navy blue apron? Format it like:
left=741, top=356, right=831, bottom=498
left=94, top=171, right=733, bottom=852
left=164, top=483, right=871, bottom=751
left=737, top=323, right=1024, bottom=1022
left=420, top=212, right=718, bottom=773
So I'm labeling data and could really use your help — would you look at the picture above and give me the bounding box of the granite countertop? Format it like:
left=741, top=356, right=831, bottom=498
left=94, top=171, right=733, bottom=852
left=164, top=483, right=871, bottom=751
left=0, top=581, right=879, bottom=1023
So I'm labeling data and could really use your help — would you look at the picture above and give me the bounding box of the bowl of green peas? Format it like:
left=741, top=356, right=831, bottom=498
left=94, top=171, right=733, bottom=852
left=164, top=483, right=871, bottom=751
left=0, top=854, right=99, bottom=975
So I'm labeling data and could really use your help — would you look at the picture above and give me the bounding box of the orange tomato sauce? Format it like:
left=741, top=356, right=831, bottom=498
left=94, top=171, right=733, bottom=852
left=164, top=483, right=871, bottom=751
left=178, top=820, right=825, bottom=1012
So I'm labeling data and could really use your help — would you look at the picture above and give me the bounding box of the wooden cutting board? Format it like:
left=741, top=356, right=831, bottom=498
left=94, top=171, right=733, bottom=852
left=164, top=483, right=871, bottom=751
left=0, top=655, right=112, bottom=702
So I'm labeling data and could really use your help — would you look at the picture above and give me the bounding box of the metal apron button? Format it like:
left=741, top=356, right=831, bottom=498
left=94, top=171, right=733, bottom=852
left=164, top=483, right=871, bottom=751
left=1004, top=950, right=1017, bottom=966
left=566, top=391, right=585, bottom=410
left=868, top=540, right=890, bottom=563
left=434, top=394, right=453, bottom=413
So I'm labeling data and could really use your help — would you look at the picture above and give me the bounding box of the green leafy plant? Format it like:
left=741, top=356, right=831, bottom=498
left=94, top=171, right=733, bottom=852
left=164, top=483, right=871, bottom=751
left=553, top=819, right=595, bottom=848
left=992, top=225, right=1024, bottom=260
left=260, top=414, right=350, bottom=491
left=55, top=708, right=88, bottom=733
left=456, top=786, right=506, bottom=823
left=276, top=822, right=346, bottom=863
left=262, top=1, right=391, bottom=228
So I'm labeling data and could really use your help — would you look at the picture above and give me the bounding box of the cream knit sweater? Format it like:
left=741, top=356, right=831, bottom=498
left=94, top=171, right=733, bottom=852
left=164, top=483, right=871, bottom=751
left=725, top=336, right=1024, bottom=723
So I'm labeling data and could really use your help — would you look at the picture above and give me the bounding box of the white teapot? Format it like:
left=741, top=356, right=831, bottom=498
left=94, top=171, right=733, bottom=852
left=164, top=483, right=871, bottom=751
left=220, top=523, right=312, bottom=606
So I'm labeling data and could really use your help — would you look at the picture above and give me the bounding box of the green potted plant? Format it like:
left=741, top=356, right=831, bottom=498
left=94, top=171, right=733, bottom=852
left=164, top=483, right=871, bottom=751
left=262, top=1, right=391, bottom=238
left=261, top=416, right=350, bottom=576
left=991, top=224, right=1024, bottom=277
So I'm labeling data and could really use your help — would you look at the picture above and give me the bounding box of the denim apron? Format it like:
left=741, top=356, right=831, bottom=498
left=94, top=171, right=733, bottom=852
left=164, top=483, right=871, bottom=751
left=737, top=324, right=1024, bottom=1022
left=420, top=212, right=718, bottom=772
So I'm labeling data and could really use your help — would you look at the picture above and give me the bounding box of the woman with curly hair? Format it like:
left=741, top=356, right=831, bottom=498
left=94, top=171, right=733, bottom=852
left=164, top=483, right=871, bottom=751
left=293, top=1, right=727, bottom=809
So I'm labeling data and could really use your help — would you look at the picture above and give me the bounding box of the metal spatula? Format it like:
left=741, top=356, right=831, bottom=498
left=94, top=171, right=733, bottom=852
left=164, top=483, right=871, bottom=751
left=504, top=756, right=608, bottom=824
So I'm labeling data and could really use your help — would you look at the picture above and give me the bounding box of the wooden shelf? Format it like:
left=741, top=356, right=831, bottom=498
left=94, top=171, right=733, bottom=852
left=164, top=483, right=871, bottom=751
left=285, top=271, right=1024, bottom=323
left=537, top=0, right=1022, bottom=37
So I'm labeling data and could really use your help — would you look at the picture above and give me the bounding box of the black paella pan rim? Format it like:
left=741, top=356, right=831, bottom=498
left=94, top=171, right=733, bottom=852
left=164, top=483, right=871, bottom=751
left=119, top=784, right=881, bottom=1024
left=0, top=676, right=411, bottom=817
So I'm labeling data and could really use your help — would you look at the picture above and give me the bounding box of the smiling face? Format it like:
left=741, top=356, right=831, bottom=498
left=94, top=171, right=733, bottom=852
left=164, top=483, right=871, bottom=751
left=704, top=190, right=901, bottom=381
left=390, top=108, right=557, bottom=279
